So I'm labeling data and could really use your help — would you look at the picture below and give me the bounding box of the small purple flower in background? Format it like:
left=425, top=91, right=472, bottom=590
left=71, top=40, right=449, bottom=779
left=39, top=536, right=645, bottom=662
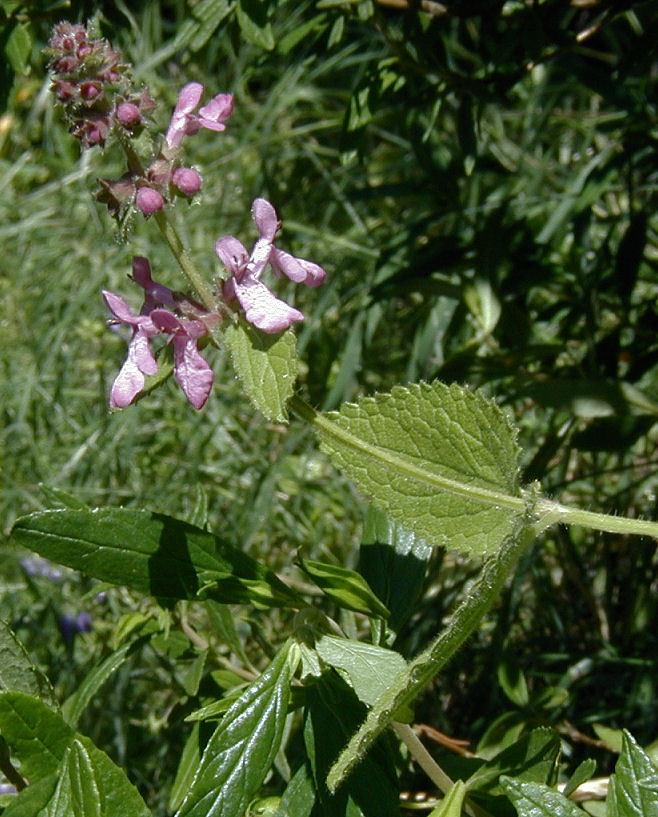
left=20, top=555, right=63, bottom=582
left=215, top=198, right=326, bottom=334
left=165, top=82, right=234, bottom=151
left=103, top=257, right=218, bottom=409
left=59, top=611, right=93, bottom=647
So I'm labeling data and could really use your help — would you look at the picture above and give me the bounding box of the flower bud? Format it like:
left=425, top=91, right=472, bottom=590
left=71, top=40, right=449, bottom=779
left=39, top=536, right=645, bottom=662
left=136, top=186, right=165, bottom=216
left=116, top=101, right=141, bottom=127
left=172, top=167, right=202, bottom=197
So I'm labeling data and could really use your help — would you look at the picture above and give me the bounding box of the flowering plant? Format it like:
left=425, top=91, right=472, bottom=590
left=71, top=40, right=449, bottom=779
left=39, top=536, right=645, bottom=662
left=3, top=17, right=658, bottom=817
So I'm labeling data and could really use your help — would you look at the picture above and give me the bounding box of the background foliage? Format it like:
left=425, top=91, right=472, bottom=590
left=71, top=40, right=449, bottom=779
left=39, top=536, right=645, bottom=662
left=1, top=0, right=658, bottom=813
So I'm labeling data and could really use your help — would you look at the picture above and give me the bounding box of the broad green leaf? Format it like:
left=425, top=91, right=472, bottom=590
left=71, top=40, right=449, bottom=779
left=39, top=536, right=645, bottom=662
left=177, top=642, right=299, bottom=817
left=2, top=774, right=60, bottom=816
left=314, top=381, right=523, bottom=557
left=0, top=620, right=58, bottom=708
left=11, top=509, right=300, bottom=608
left=499, top=777, right=584, bottom=816
left=61, top=636, right=149, bottom=727
left=358, top=506, right=431, bottom=632
left=38, top=736, right=150, bottom=817
left=428, top=781, right=467, bottom=817
left=466, top=728, right=561, bottom=795
left=593, top=723, right=624, bottom=753
left=223, top=320, right=298, bottom=422
left=236, top=0, right=275, bottom=50
left=299, top=558, right=390, bottom=619
left=608, top=731, right=658, bottom=817
left=316, top=635, right=407, bottom=707
left=0, top=691, right=74, bottom=780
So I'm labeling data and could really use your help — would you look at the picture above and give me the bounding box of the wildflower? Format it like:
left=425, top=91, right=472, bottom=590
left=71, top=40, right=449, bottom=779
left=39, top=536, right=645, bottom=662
left=172, top=167, right=203, bottom=197
left=165, top=82, right=234, bottom=151
left=59, top=611, right=93, bottom=646
left=103, top=258, right=216, bottom=409
left=215, top=198, right=326, bottom=334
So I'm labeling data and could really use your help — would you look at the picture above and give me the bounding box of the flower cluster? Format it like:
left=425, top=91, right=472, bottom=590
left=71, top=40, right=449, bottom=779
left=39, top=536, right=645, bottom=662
left=46, top=22, right=154, bottom=149
left=216, top=198, right=326, bottom=334
left=48, top=24, right=234, bottom=218
left=103, top=258, right=218, bottom=409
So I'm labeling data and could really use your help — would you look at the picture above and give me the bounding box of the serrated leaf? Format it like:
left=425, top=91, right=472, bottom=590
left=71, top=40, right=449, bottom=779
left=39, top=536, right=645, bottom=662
left=500, top=777, right=584, bottom=816
left=11, top=509, right=300, bottom=608
left=0, top=692, right=74, bottom=780
left=299, top=558, right=390, bottom=619
left=608, top=731, right=658, bottom=817
left=359, top=506, right=431, bottom=632
left=177, top=642, right=299, bottom=817
left=0, top=620, right=58, bottom=708
left=315, top=381, right=523, bottom=556
left=316, top=635, right=407, bottom=707
left=223, top=320, right=298, bottom=422
left=427, top=781, right=467, bottom=817
left=39, top=736, right=150, bottom=817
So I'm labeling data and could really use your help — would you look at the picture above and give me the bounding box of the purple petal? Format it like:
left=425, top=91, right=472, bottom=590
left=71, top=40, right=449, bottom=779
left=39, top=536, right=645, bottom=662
left=130, top=327, right=158, bottom=375
left=171, top=336, right=214, bottom=409
left=198, top=93, right=234, bottom=128
left=215, top=236, right=249, bottom=274
left=166, top=82, right=204, bottom=149
left=246, top=237, right=273, bottom=279
left=110, top=353, right=145, bottom=408
left=270, top=248, right=326, bottom=286
left=103, top=290, right=140, bottom=324
left=233, top=275, right=304, bottom=334
left=252, top=198, right=279, bottom=242
left=131, top=257, right=177, bottom=310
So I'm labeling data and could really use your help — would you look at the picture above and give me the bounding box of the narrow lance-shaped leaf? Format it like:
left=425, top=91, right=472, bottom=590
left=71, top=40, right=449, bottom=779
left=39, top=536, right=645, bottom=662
left=299, top=558, right=390, bottom=619
left=304, top=381, right=523, bottom=557
left=11, top=509, right=301, bottom=608
left=177, top=641, right=300, bottom=817
left=0, top=620, right=58, bottom=708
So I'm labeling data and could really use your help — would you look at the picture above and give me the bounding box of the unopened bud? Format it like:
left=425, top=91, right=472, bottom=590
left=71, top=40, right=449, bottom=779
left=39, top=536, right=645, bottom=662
left=172, top=167, right=202, bottom=197
left=116, top=101, right=141, bottom=127
left=136, top=186, right=165, bottom=216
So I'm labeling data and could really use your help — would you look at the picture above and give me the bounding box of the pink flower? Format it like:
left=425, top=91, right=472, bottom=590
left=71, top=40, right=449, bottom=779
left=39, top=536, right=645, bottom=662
left=103, top=258, right=215, bottom=409
left=215, top=198, right=326, bottom=334
left=172, top=167, right=203, bottom=197
left=165, top=82, right=234, bottom=151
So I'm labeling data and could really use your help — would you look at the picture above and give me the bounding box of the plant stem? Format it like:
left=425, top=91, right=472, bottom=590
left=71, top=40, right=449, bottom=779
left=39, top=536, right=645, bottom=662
left=327, top=520, right=536, bottom=792
left=118, top=136, right=217, bottom=311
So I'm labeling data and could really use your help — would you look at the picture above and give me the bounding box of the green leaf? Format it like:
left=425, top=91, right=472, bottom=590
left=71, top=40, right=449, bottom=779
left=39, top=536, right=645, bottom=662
left=316, top=635, right=407, bottom=708
left=427, top=781, right=467, bottom=817
left=235, top=0, right=275, bottom=50
left=170, top=723, right=202, bottom=813
left=313, top=381, right=523, bottom=557
left=299, top=558, right=390, bottom=619
left=38, top=736, right=151, bottom=817
left=608, top=731, right=658, bottom=817
left=466, top=727, right=561, bottom=795
left=0, top=620, right=58, bottom=708
left=177, top=642, right=299, bottom=817
left=358, top=506, right=431, bottom=632
left=497, top=648, right=529, bottom=707
left=0, top=691, right=74, bottom=780
left=499, top=777, right=584, bottom=816
left=2, top=774, right=60, bottom=816
left=272, top=764, right=316, bottom=817
left=11, top=509, right=301, bottom=608
left=61, top=636, right=149, bottom=727
left=5, top=21, right=31, bottom=74
left=223, top=320, right=298, bottom=422
left=304, top=673, right=400, bottom=817
left=562, top=758, right=597, bottom=799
